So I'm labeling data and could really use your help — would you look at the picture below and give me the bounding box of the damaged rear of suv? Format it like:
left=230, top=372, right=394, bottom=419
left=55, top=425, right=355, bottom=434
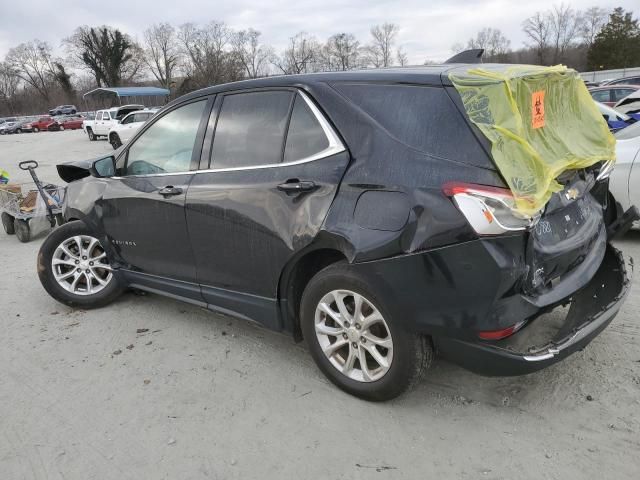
left=39, top=63, right=635, bottom=401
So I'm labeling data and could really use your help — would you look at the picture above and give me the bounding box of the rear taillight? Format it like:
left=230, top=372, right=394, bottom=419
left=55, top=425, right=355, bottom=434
left=477, top=321, right=526, bottom=340
left=442, top=182, right=537, bottom=236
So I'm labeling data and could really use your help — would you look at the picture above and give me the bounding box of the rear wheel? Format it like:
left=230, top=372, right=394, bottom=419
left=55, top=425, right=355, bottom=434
left=2, top=212, right=15, bottom=234
left=300, top=263, right=432, bottom=401
left=59, top=125, right=65, bottom=131
left=14, top=219, right=30, bottom=242
left=38, top=221, right=123, bottom=308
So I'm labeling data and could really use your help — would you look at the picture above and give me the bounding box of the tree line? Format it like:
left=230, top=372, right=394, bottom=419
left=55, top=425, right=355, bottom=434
left=0, top=5, right=638, bottom=116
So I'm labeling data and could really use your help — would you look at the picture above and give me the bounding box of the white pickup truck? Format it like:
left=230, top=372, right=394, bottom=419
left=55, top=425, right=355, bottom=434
left=107, top=109, right=157, bottom=149
left=82, top=104, right=144, bottom=141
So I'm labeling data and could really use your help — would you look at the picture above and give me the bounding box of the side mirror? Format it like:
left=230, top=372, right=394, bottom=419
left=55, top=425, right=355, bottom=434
left=91, top=156, right=116, bottom=178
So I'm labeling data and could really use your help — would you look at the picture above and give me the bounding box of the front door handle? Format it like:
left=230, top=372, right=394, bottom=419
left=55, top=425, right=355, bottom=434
left=158, top=185, right=183, bottom=197
left=277, top=180, right=317, bottom=195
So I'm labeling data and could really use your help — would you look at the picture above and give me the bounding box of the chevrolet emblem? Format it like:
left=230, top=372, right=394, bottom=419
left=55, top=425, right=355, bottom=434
left=565, top=188, right=579, bottom=200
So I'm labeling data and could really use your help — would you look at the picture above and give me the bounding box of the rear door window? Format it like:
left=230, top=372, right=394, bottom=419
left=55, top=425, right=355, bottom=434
left=211, top=91, right=294, bottom=169
left=613, top=88, right=635, bottom=102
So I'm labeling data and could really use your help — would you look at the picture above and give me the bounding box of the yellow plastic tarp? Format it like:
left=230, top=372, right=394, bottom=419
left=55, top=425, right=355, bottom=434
left=449, top=65, right=615, bottom=216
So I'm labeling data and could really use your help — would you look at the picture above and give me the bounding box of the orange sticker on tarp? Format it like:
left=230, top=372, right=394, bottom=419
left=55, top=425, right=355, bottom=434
left=532, top=90, right=545, bottom=129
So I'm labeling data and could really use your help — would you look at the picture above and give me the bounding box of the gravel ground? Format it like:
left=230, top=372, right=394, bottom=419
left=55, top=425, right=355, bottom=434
left=1, top=131, right=639, bottom=480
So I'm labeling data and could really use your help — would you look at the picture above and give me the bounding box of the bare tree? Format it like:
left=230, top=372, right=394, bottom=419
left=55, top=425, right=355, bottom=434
left=466, top=27, right=511, bottom=60
left=6, top=40, right=55, bottom=100
left=321, top=33, right=361, bottom=71
left=232, top=29, right=273, bottom=78
left=364, top=23, right=399, bottom=67
left=143, top=23, right=181, bottom=89
left=65, top=26, right=143, bottom=86
left=548, top=4, right=582, bottom=63
left=522, top=12, right=552, bottom=64
left=178, top=21, right=243, bottom=89
left=0, top=61, right=20, bottom=113
left=396, top=47, right=408, bottom=66
left=579, top=6, right=608, bottom=48
left=273, top=32, right=320, bottom=74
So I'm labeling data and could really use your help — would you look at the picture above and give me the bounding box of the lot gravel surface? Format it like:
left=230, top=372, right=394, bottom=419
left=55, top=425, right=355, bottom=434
left=1, top=131, right=639, bottom=479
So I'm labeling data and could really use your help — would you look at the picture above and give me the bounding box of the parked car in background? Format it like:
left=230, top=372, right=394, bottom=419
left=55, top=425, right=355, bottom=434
left=609, top=122, right=640, bottom=228
left=42, top=67, right=632, bottom=400
left=596, top=102, right=637, bottom=131
left=57, top=114, right=85, bottom=130
left=2, top=118, right=32, bottom=134
left=49, top=105, right=77, bottom=116
left=0, top=121, right=16, bottom=134
left=83, top=105, right=144, bottom=141
left=107, top=110, right=156, bottom=149
left=588, top=85, right=640, bottom=107
left=602, top=76, right=640, bottom=86
left=23, top=116, right=56, bottom=132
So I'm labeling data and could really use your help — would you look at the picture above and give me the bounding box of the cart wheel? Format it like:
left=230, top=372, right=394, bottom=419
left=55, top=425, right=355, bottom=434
left=14, top=219, right=30, bottom=243
left=2, top=212, right=15, bottom=235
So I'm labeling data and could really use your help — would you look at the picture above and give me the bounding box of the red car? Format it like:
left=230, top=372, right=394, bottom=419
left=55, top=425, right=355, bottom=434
left=588, top=85, right=640, bottom=107
left=57, top=115, right=85, bottom=130
left=23, top=116, right=56, bottom=132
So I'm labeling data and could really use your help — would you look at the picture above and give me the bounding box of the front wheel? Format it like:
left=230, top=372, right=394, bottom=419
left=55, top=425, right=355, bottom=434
left=37, top=221, right=123, bottom=308
left=59, top=125, right=65, bottom=131
left=300, top=263, right=432, bottom=401
left=33, top=127, right=39, bottom=133
left=110, top=133, right=122, bottom=150
left=87, top=129, right=95, bottom=141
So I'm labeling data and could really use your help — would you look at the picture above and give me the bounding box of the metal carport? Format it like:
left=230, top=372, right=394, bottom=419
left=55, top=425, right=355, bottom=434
left=83, top=87, right=170, bottom=109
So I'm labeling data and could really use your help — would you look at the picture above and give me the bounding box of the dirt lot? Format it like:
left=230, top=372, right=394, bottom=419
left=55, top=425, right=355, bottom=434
left=1, top=131, right=639, bottom=480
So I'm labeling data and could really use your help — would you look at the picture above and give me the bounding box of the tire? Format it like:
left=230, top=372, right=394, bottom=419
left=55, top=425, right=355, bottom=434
left=34, top=127, right=39, bottom=133
left=110, top=133, right=122, bottom=150
left=2, top=212, right=15, bottom=234
left=59, top=125, right=65, bottom=131
left=14, top=219, right=30, bottom=242
left=16, top=128, right=22, bottom=134
left=300, top=263, right=432, bottom=401
left=87, top=128, right=95, bottom=141
left=37, top=220, right=123, bottom=308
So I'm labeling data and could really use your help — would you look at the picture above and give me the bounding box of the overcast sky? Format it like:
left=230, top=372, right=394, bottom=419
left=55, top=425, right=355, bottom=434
left=0, top=0, right=636, bottom=64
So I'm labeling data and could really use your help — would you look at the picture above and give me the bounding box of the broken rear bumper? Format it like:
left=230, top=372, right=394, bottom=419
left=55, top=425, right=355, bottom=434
left=434, top=245, right=631, bottom=376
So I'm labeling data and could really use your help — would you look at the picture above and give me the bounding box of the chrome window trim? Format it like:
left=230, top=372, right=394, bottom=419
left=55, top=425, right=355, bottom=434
left=112, top=89, right=346, bottom=179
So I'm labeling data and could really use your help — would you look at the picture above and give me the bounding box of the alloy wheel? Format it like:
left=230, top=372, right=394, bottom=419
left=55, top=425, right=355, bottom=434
left=51, top=235, right=112, bottom=296
left=314, top=289, right=393, bottom=382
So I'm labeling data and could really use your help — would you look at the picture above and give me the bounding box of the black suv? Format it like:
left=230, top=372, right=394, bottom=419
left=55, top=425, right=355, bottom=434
left=38, top=66, right=632, bottom=400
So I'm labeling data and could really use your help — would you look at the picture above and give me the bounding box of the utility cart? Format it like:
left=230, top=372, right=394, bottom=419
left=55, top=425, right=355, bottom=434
left=0, top=161, right=65, bottom=242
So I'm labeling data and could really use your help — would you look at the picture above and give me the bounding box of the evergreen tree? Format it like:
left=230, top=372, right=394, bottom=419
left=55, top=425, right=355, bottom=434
left=587, top=8, right=640, bottom=70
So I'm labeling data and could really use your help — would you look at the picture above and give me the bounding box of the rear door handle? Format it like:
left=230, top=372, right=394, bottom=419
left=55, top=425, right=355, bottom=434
left=158, top=185, right=183, bottom=197
left=277, top=180, right=317, bottom=195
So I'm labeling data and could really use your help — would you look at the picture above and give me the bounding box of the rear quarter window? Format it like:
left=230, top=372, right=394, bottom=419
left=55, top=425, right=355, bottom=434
left=332, top=83, right=490, bottom=168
